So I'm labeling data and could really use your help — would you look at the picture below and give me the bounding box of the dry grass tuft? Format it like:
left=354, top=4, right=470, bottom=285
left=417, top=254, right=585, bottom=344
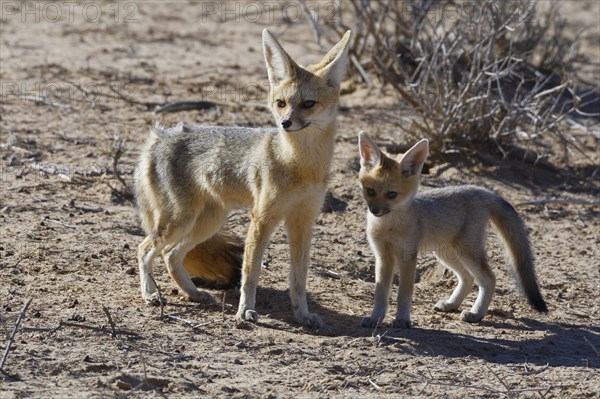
left=315, top=0, right=599, bottom=165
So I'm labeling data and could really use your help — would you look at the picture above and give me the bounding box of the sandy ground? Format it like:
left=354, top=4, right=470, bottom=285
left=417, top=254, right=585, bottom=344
left=1, top=1, right=599, bottom=397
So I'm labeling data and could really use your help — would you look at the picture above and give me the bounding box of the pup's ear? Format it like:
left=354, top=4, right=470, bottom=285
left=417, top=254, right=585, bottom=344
left=358, top=131, right=382, bottom=169
left=312, top=30, right=352, bottom=88
left=398, top=139, right=429, bottom=177
left=263, top=29, right=298, bottom=85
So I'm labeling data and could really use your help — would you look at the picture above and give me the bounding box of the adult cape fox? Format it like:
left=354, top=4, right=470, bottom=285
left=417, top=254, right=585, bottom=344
left=357, top=132, right=547, bottom=328
left=135, top=29, right=352, bottom=328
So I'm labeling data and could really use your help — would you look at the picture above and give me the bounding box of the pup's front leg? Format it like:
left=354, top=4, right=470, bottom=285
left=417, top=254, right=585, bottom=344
left=393, top=249, right=417, bottom=328
left=285, top=210, right=323, bottom=329
left=236, top=210, right=277, bottom=323
left=361, top=238, right=395, bottom=328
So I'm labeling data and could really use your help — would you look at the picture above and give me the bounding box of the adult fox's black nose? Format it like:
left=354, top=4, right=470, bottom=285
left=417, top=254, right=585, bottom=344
left=281, top=120, right=292, bottom=129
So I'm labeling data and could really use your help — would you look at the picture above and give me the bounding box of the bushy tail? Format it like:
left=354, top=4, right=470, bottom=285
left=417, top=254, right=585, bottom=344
left=183, top=232, right=243, bottom=290
left=489, top=196, right=548, bottom=312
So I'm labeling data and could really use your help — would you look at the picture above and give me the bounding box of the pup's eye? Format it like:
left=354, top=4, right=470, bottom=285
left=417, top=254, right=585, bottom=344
left=302, top=100, right=316, bottom=108
left=386, top=191, right=397, bottom=199
left=276, top=100, right=286, bottom=108
left=366, top=188, right=376, bottom=197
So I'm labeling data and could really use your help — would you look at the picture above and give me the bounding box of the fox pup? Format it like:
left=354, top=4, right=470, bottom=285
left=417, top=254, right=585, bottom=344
left=357, top=131, right=547, bottom=328
left=134, top=29, right=352, bottom=329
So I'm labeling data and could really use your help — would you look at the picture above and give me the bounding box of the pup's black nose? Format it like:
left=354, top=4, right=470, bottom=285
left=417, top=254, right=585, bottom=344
left=281, top=120, right=292, bottom=129
left=370, top=207, right=380, bottom=216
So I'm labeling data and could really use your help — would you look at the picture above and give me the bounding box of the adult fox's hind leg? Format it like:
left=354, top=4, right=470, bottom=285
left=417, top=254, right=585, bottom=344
left=138, top=235, right=165, bottom=305
left=162, top=208, right=228, bottom=303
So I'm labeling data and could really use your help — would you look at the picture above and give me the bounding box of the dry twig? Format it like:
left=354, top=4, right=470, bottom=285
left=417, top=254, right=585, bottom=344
left=146, top=274, right=165, bottom=319
left=0, top=298, right=32, bottom=373
left=583, top=336, right=599, bottom=357
left=164, top=315, right=212, bottom=330
left=102, top=305, right=117, bottom=337
left=402, top=370, right=571, bottom=396
left=43, top=216, right=76, bottom=229
left=42, top=320, right=139, bottom=337
left=368, top=378, right=381, bottom=390
left=105, top=132, right=134, bottom=202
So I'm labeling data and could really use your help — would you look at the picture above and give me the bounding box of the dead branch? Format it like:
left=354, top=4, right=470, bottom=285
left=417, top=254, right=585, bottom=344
left=350, top=54, right=373, bottom=88
left=368, top=378, right=381, bottom=390
left=300, top=0, right=322, bottom=47
left=520, top=363, right=550, bottom=376
left=148, top=274, right=165, bottom=319
left=485, top=364, right=512, bottom=396
left=0, top=298, right=32, bottom=373
left=43, top=216, right=76, bottom=229
left=107, top=84, right=159, bottom=110
left=164, top=315, right=212, bottom=330
left=31, top=163, right=71, bottom=182
left=105, top=132, right=134, bottom=202
left=19, top=95, right=72, bottom=109
left=402, top=370, right=572, bottom=395
left=163, top=305, right=203, bottom=319
left=102, top=305, right=117, bottom=337
left=69, top=200, right=104, bottom=213
left=583, top=336, right=599, bottom=357
left=32, top=320, right=139, bottom=337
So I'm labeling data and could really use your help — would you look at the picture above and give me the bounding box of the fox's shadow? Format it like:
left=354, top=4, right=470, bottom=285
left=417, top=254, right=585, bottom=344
left=215, top=286, right=599, bottom=369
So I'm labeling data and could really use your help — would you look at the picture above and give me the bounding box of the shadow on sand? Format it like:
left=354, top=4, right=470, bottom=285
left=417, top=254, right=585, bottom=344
left=212, top=286, right=599, bottom=369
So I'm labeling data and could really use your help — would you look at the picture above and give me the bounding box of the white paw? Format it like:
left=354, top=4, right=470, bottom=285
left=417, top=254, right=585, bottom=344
left=144, top=292, right=165, bottom=306
left=460, top=310, right=483, bottom=323
left=236, top=309, right=259, bottom=323
left=434, top=299, right=459, bottom=312
left=392, top=318, right=412, bottom=329
left=295, top=312, right=323, bottom=329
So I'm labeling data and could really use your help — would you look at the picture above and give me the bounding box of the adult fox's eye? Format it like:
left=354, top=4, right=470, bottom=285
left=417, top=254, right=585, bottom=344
left=366, top=188, right=376, bottom=197
left=276, top=100, right=286, bottom=108
left=302, top=100, right=316, bottom=108
left=387, top=191, right=397, bottom=199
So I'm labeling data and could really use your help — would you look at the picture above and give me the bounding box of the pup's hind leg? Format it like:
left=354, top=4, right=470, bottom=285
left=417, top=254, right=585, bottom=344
left=138, top=234, right=165, bottom=305
left=163, top=208, right=227, bottom=303
left=434, top=246, right=474, bottom=312
left=456, top=247, right=496, bottom=323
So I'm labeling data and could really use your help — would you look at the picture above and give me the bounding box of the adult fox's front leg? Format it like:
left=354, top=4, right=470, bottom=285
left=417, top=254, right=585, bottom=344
left=236, top=206, right=278, bottom=323
left=285, top=206, right=323, bottom=329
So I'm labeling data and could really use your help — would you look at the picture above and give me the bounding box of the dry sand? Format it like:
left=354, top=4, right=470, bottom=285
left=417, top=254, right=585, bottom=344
left=1, top=1, right=598, bottom=397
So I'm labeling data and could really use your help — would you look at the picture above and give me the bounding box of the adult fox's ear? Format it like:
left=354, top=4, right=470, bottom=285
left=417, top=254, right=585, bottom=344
left=398, top=139, right=429, bottom=177
left=358, top=131, right=382, bottom=169
left=313, top=30, right=352, bottom=88
left=263, top=29, right=298, bottom=85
